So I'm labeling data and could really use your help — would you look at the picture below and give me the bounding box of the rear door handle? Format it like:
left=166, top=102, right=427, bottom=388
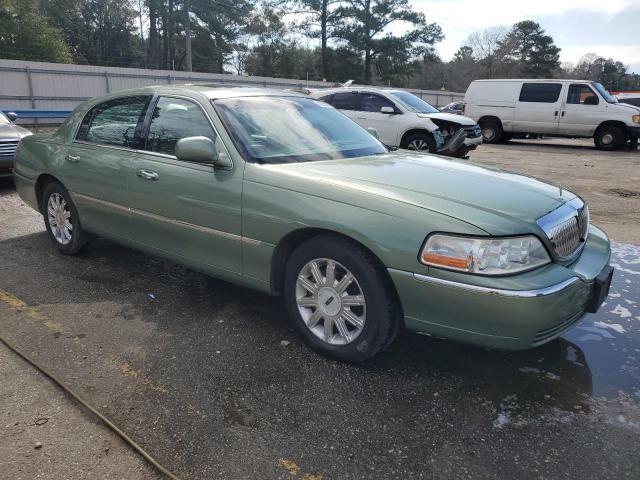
left=136, top=169, right=159, bottom=181
left=66, top=154, right=80, bottom=162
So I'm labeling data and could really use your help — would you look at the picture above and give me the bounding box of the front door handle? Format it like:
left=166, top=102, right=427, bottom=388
left=66, top=154, right=80, bottom=163
left=554, top=111, right=558, bottom=117
left=136, top=169, right=159, bottom=181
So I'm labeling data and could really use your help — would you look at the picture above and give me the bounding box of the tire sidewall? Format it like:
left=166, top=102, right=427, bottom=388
left=595, top=126, right=624, bottom=151
left=284, top=237, right=394, bottom=362
left=42, top=182, right=85, bottom=255
left=481, top=122, right=502, bottom=143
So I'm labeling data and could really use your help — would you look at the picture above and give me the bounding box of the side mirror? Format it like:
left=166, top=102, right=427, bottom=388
left=380, top=106, right=395, bottom=114
left=175, top=136, right=232, bottom=169
left=367, top=127, right=379, bottom=139
left=6, top=112, right=18, bottom=122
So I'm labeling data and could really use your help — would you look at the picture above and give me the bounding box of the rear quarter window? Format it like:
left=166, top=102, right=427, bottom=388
left=519, top=83, right=562, bottom=103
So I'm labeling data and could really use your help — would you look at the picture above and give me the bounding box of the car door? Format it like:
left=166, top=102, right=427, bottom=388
left=557, top=83, right=605, bottom=136
left=127, top=95, right=243, bottom=281
left=60, top=95, right=151, bottom=237
left=513, top=82, right=563, bottom=134
left=354, top=92, right=404, bottom=146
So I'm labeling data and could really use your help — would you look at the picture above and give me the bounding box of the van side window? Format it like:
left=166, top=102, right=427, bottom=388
left=567, top=85, right=599, bottom=105
left=518, top=83, right=562, bottom=103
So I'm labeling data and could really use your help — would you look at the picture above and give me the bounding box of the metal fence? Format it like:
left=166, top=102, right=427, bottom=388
left=0, top=59, right=464, bottom=126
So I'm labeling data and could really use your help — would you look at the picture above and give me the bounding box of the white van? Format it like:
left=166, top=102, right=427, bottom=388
left=464, top=79, right=640, bottom=150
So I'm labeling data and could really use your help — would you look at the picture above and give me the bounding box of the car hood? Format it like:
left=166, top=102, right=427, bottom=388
left=265, top=151, right=571, bottom=235
left=0, top=123, right=32, bottom=139
left=417, top=112, right=476, bottom=126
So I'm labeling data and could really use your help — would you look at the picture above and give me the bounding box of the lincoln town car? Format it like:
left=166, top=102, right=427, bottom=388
left=13, top=86, right=613, bottom=362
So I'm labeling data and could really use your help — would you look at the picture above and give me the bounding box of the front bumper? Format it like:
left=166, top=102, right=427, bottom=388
left=389, top=225, right=612, bottom=350
left=627, top=125, right=640, bottom=138
left=0, top=156, right=14, bottom=175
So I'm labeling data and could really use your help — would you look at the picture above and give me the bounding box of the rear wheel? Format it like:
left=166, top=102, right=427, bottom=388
left=284, top=235, right=400, bottom=362
left=480, top=120, right=502, bottom=143
left=402, top=133, right=437, bottom=153
left=594, top=125, right=625, bottom=151
left=42, top=181, right=87, bottom=255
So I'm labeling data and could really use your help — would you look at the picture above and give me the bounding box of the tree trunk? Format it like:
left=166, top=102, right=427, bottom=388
left=363, top=0, right=371, bottom=83
left=148, top=0, right=159, bottom=68
left=320, top=0, right=328, bottom=80
left=184, top=0, right=192, bottom=72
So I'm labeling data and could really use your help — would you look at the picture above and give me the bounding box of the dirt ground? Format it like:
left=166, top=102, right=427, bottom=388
left=470, top=137, right=640, bottom=244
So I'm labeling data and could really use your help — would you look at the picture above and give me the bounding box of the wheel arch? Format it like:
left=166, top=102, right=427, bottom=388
left=477, top=115, right=503, bottom=128
left=35, top=173, right=64, bottom=213
left=595, top=120, right=628, bottom=138
left=270, top=227, right=400, bottom=308
left=399, top=128, right=435, bottom=148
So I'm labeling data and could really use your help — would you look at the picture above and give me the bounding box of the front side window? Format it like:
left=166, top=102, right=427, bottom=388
left=330, top=92, right=359, bottom=110
left=567, top=84, right=599, bottom=105
left=144, top=97, right=217, bottom=157
left=360, top=93, right=395, bottom=113
left=214, top=96, right=387, bottom=164
left=76, top=96, right=149, bottom=147
left=518, top=83, right=562, bottom=103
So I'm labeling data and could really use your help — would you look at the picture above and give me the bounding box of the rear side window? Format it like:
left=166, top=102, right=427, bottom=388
left=76, top=96, right=150, bottom=147
left=330, top=92, right=359, bottom=110
left=143, top=97, right=217, bottom=158
left=518, top=83, right=562, bottom=103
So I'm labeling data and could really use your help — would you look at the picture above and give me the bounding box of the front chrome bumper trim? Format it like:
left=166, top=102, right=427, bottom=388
left=413, top=273, right=580, bottom=298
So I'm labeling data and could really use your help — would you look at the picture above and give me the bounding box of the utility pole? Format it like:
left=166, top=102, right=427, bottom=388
left=185, top=0, right=193, bottom=72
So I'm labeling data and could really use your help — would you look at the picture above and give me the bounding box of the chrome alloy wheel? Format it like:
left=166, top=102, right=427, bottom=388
left=295, top=258, right=366, bottom=345
left=47, top=193, right=73, bottom=245
left=407, top=138, right=430, bottom=151
left=482, top=127, right=496, bottom=142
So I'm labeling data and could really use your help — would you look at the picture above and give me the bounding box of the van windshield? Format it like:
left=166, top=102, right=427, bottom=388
left=592, top=82, right=617, bottom=104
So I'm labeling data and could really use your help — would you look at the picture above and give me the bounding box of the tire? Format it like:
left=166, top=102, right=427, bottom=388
left=284, top=234, right=401, bottom=362
left=401, top=133, right=437, bottom=153
left=594, top=125, right=625, bottom=151
left=480, top=120, right=502, bottom=143
left=42, top=181, right=88, bottom=255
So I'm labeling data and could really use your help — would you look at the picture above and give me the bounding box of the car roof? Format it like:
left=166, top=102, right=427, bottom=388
left=91, top=84, right=309, bottom=101
left=471, top=79, right=594, bottom=84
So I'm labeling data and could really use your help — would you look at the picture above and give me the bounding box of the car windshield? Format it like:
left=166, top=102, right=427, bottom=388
left=391, top=91, right=439, bottom=114
left=592, top=82, right=617, bottom=104
left=0, top=112, right=9, bottom=125
left=214, top=96, right=387, bottom=164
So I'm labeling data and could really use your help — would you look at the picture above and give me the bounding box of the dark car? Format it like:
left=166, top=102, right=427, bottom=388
left=0, top=111, right=32, bottom=178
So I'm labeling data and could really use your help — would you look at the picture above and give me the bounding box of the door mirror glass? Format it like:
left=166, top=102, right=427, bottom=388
left=175, top=136, right=231, bottom=168
left=6, top=112, right=18, bottom=122
left=380, top=106, right=395, bottom=114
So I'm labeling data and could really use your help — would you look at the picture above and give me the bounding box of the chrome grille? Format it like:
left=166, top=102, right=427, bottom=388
left=537, top=197, right=589, bottom=261
left=0, top=140, right=19, bottom=158
left=464, top=125, right=482, bottom=138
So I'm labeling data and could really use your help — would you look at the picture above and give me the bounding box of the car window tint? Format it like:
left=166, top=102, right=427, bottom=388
left=518, top=83, right=562, bottom=103
left=77, top=96, right=149, bottom=147
left=360, top=93, right=394, bottom=112
left=567, top=84, right=599, bottom=105
left=318, top=94, right=333, bottom=103
left=330, top=92, right=359, bottom=110
left=144, top=97, right=217, bottom=157
left=623, top=98, right=640, bottom=107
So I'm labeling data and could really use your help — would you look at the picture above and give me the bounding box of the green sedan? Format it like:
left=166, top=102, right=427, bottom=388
left=13, top=85, right=613, bottom=362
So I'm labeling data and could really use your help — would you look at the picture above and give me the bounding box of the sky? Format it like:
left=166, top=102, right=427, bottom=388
left=411, top=0, right=640, bottom=74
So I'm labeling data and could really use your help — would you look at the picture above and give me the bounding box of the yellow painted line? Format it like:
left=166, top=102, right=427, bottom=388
left=277, top=458, right=323, bottom=479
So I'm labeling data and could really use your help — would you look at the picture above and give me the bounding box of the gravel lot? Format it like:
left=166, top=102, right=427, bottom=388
left=1, top=138, right=639, bottom=479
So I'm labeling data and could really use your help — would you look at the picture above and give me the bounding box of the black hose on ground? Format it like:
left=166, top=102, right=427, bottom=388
left=0, top=333, right=182, bottom=480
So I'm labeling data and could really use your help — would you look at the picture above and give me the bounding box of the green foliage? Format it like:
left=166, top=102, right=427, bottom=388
left=498, top=21, right=560, bottom=78
left=0, top=0, right=72, bottom=63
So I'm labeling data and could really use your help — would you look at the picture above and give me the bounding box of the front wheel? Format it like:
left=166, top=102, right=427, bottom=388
left=402, top=133, right=437, bottom=153
left=480, top=121, right=502, bottom=143
left=594, top=125, right=625, bottom=151
left=284, top=235, right=400, bottom=362
left=42, top=181, right=88, bottom=255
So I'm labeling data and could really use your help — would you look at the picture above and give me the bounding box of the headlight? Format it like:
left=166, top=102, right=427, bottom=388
left=420, top=234, right=551, bottom=275
left=632, top=115, right=640, bottom=124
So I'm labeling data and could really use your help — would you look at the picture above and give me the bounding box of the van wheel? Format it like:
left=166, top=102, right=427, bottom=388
left=480, top=121, right=502, bottom=143
left=42, top=181, right=88, bottom=255
left=594, top=125, right=625, bottom=151
left=284, top=235, right=401, bottom=363
left=402, top=133, right=437, bottom=153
